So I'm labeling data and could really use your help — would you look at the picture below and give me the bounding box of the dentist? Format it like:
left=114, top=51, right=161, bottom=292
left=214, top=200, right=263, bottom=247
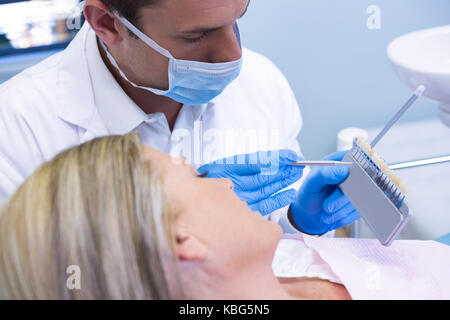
left=0, top=0, right=359, bottom=235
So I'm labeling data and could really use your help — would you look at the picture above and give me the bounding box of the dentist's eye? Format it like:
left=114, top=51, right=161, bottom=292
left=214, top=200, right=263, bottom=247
left=186, top=31, right=210, bottom=43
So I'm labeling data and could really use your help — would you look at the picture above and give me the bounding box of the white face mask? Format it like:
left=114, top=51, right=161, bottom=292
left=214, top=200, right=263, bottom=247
left=101, top=13, right=243, bottom=106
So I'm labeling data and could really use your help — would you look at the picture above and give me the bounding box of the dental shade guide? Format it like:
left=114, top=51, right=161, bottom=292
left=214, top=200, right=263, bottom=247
left=339, top=138, right=410, bottom=246
left=339, top=86, right=425, bottom=246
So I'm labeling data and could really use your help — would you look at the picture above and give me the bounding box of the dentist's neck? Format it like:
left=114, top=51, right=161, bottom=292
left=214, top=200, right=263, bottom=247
left=97, top=39, right=183, bottom=131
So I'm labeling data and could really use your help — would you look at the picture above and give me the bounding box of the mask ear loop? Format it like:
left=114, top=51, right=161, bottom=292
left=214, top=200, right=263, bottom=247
left=113, top=12, right=174, bottom=60
left=98, top=38, right=170, bottom=95
left=235, top=23, right=242, bottom=49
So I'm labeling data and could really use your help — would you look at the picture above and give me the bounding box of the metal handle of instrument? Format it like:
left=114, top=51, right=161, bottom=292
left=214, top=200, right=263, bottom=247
left=389, top=155, right=450, bottom=170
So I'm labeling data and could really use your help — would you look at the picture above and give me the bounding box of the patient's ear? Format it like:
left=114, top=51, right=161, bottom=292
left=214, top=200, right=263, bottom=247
left=176, top=228, right=207, bottom=261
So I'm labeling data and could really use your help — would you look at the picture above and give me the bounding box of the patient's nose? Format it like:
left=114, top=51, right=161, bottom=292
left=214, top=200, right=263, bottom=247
left=170, top=156, right=186, bottom=166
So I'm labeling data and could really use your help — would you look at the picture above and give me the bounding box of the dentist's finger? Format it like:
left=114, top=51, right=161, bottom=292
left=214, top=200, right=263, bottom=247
left=329, top=210, right=360, bottom=231
left=234, top=165, right=303, bottom=191
left=302, top=165, right=350, bottom=194
left=322, top=201, right=356, bottom=225
left=323, top=189, right=350, bottom=213
left=249, top=189, right=297, bottom=216
left=239, top=172, right=302, bottom=204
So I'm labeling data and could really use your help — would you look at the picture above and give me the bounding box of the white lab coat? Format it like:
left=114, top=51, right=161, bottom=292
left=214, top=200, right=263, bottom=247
left=0, top=23, right=303, bottom=233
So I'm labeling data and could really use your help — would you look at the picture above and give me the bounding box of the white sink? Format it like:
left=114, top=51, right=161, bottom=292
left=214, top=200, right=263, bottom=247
left=387, top=25, right=450, bottom=126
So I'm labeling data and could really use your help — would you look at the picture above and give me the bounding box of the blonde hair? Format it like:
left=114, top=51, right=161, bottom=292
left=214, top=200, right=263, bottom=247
left=0, top=133, right=182, bottom=299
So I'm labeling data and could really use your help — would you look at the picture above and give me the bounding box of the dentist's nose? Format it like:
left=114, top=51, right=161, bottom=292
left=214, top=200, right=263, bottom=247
left=207, top=24, right=241, bottom=63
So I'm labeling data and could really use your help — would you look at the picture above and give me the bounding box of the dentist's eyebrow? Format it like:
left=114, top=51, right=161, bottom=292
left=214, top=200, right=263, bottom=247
left=179, top=0, right=250, bottom=34
left=180, top=26, right=222, bottom=35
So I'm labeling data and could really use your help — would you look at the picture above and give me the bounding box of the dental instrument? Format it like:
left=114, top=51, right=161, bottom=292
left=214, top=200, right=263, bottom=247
left=290, top=161, right=353, bottom=167
left=389, top=155, right=450, bottom=170
left=370, top=85, right=425, bottom=148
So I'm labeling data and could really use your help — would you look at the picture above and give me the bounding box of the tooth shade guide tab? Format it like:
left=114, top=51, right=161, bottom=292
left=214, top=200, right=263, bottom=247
left=352, top=137, right=408, bottom=207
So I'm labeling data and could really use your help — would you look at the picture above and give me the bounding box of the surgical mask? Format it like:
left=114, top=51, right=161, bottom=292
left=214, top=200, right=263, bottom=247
left=101, top=13, right=243, bottom=106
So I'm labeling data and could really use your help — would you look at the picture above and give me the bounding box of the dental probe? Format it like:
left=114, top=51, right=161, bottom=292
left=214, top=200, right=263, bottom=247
left=370, top=85, right=426, bottom=148
left=389, top=155, right=450, bottom=170
left=291, top=161, right=353, bottom=166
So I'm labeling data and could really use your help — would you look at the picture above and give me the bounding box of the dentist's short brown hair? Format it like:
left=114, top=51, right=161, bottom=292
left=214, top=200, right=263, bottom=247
left=100, top=0, right=159, bottom=26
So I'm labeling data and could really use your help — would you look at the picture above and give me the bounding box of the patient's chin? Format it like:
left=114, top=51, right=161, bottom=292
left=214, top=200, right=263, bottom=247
left=268, top=221, right=283, bottom=247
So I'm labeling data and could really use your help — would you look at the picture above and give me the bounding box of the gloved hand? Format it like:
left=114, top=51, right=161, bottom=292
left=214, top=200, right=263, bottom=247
left=290, top=150, right=360, bottom=235
left=198, top=150, right=304, bottom=216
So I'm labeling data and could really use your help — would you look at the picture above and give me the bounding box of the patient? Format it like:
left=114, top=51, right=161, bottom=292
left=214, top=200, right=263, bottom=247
left=0, top=134, right=448, bottom=299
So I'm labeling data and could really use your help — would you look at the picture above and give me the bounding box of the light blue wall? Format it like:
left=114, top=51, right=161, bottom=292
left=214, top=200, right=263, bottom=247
left=238, top=0, right=450, bottom=159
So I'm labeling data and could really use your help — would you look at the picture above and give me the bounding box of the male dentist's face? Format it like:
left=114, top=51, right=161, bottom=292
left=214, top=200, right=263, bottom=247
left=112, top=0, right=249, bottom=91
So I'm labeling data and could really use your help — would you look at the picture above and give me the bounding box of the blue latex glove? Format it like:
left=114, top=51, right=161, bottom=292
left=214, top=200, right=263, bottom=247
left=290, top=150, right=360, bottom=235
left=198, top=150, right=304, bottom=216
